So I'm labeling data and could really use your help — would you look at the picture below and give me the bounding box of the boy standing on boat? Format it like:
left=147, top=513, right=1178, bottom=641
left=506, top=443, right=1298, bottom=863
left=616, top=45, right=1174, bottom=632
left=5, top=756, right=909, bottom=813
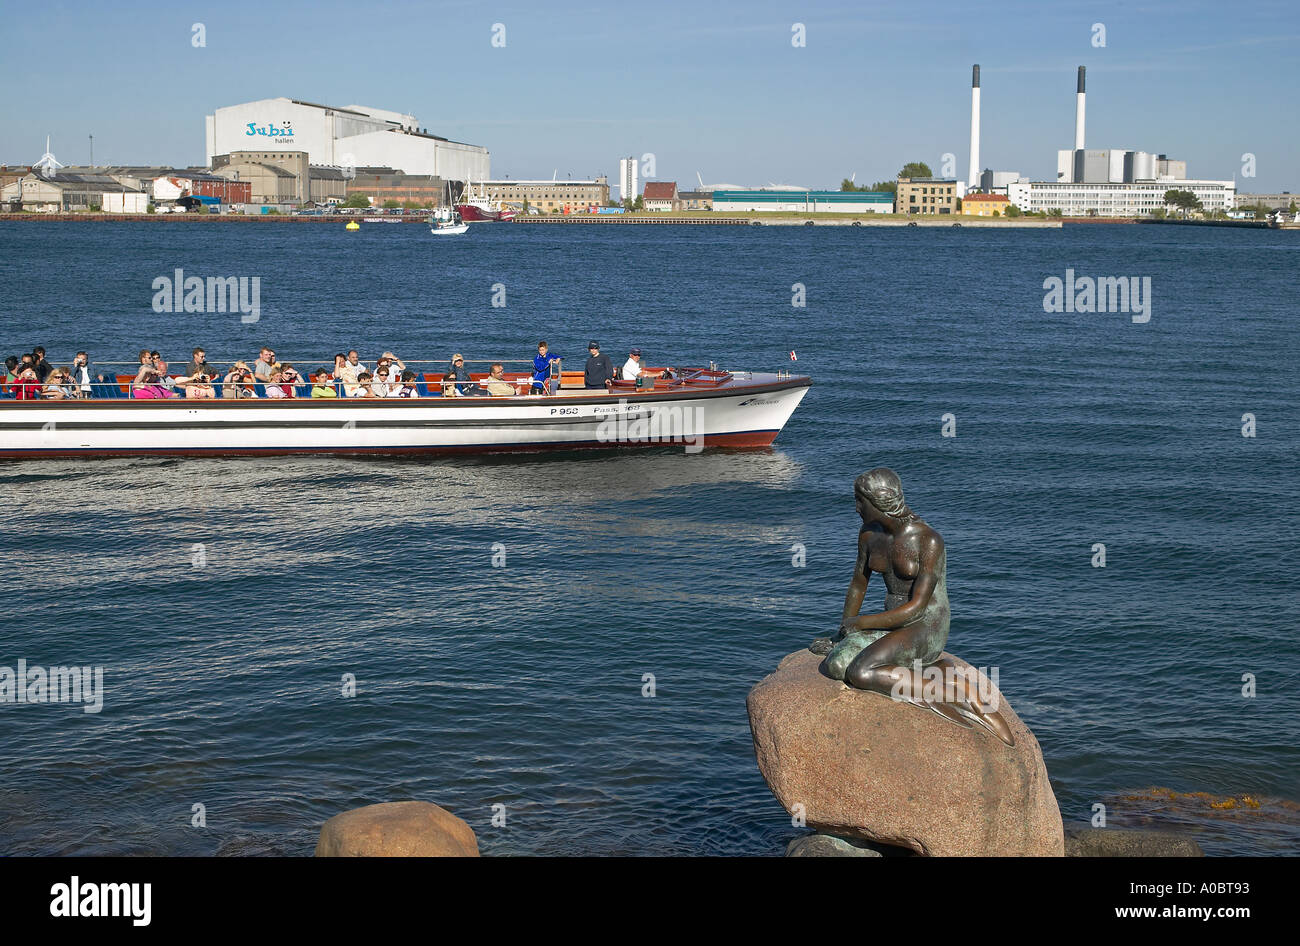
left=532, top=341, right=560, bottom=394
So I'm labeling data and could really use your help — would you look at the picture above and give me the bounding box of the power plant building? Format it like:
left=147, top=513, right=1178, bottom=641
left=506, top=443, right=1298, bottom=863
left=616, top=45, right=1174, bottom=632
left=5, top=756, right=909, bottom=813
left=204, top=98, right=489, bottom=181
left=1008, top=178, right=1235, bottom=216
left=979, top=169, right=1021, bottom=193
left=1010, top=65, right=1233, bottom=216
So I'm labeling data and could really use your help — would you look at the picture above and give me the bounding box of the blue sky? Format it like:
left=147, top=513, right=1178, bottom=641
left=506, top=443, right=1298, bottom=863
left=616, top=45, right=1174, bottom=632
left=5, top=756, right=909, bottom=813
left=1, top=0, right=1296, bottom=191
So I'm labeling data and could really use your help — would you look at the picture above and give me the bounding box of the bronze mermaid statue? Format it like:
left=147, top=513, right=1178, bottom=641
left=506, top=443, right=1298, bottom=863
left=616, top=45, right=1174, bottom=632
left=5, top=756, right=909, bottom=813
left=812, top=468, right=1014, bottom=746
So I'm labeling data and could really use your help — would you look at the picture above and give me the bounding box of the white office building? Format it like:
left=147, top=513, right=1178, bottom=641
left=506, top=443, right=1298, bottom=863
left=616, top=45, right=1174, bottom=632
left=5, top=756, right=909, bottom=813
left=205, top=98, right=489, bottom=180
left=618, top=156, right=638, bottom=203
left=1007, top=179, right=1236, bottom=216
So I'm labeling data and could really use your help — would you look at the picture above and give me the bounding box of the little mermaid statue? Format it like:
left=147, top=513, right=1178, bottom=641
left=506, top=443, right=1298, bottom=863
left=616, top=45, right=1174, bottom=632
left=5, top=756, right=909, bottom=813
left=811, top=467, right=1015, bottom=746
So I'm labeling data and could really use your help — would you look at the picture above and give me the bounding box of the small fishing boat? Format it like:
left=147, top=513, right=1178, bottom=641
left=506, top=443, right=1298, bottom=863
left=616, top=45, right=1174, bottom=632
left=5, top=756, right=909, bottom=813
left=427, top=207, right=468, bottom=235
left=0, top=362, right=811, bottom=458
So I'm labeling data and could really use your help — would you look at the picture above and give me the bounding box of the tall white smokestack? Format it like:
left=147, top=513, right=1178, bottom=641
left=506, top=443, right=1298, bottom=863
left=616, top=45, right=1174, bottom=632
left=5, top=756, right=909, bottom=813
left=968, top=64, right=980, bottom=190
left=1074, top=66, right=1086, bottom=151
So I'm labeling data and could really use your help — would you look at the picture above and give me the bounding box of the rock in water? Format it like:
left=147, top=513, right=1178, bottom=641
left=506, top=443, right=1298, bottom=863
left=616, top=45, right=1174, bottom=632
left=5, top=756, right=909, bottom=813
left=315, top=801, right=480, bottom=857
left=747, top=649, right=1064, bottom=857
left=786, top=834, right=884, bottom=857
left=1064, top=827, right=1204, bottom=857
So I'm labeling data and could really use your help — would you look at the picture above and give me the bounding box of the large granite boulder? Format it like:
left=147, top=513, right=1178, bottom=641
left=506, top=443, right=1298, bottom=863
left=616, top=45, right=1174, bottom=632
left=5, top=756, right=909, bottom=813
left=748, top=649, right=1064, bottom=857
left=315, top=801, right=479, bottom=857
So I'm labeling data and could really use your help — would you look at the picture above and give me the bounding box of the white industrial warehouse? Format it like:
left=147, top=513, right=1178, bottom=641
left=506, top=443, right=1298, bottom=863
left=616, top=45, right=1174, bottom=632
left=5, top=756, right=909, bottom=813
left=204, top=98, right=490, bottom=180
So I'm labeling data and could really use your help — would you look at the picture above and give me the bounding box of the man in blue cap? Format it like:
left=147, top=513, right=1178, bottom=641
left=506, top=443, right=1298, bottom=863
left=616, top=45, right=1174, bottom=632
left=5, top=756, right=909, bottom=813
left=583, top=340, right=614, bottom=389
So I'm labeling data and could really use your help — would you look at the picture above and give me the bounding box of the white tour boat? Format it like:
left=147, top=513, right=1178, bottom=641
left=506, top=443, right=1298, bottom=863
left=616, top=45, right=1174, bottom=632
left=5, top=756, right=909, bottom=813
left=0, top=364, right=811, bottom=458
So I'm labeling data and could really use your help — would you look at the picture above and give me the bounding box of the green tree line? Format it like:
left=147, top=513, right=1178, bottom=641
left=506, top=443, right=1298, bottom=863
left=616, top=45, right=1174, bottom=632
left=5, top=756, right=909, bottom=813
left=841, top=162, right=934, bottom=196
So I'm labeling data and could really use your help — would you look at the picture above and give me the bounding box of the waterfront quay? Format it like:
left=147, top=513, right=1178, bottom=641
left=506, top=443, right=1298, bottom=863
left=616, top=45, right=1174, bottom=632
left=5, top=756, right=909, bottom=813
left=513, top=214, right=1063, bottom=227
left=0, top=212, right=1063, bottom=227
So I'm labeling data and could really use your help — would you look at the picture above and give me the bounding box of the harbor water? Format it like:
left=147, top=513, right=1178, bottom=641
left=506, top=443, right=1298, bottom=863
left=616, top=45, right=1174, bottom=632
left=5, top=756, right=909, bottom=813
left=0, top=220, right=1296, bottom=855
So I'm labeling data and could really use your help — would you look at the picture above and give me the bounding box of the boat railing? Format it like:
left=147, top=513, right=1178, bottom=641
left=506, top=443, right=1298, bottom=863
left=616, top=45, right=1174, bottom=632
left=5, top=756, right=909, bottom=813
left=10, top=358, right=560, bottom=400
left=3, top=360, right=784, bottom=402
left=88, top=358, right=542, bottom=369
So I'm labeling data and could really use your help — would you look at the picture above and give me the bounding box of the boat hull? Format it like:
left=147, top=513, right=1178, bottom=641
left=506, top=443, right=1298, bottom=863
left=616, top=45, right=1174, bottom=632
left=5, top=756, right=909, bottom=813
left=0, top=375, right=810, bottom=459
left=455, top=204, right=515, bottom=222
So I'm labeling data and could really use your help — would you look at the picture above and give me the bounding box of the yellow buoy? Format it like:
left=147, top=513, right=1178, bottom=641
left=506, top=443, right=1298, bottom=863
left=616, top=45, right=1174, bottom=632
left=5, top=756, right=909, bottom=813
left=345, top=221, right=360, bottom=230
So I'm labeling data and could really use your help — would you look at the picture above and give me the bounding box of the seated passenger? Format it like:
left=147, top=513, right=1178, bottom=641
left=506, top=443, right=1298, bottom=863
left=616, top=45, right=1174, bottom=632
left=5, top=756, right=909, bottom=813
left=622, top=348, right=644, bottom=381
left=222, top=362, right=257, bottom=398
left=395, top=369, right=420, bottom=397
left=13, top=367, right=41, bottom=400
left=334, top=354, right=364, bottom=397
left=151, top=359, right=182, bottom=397
left=444, top=353, right=474, bottom=396
left=131, top=358, right=174, bottom=398
left=370, top=366, right=394, bottom=397
left=185, top=347, right=215, bottom=380
left=280, top=363, right=305, bottom=395
left=483, top=363, right=516, bottom=396
left=31, top=346, right=53, bottom=383
left=376, top=352, right=405, bottom=384
left=264, top=368, right=288, bottom=398
left=132, top=350, right=155, bottom=389
left=2, top=356, right=19, bottom=396
left=42, top=369, right=77, bottom=399
left=253, top=348, right=276, bottom=382
left=355, top=370, right=377, bottom=397
left=311, top=368, right=337, bottom=398
left=69, top=352, right=95, bottom=397
left=183, top=370, right=216, bottom=399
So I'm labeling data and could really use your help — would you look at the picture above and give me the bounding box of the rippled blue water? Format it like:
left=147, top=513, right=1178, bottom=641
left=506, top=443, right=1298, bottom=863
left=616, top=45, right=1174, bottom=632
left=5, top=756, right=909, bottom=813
left=0, top=220, right=1296, bottom=855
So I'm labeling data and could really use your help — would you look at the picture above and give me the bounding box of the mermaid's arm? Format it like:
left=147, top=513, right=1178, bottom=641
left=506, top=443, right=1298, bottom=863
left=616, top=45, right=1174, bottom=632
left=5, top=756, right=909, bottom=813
left=846, top=535, right=941, bottom=631
left=840, top=531, right=872, bottom=620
